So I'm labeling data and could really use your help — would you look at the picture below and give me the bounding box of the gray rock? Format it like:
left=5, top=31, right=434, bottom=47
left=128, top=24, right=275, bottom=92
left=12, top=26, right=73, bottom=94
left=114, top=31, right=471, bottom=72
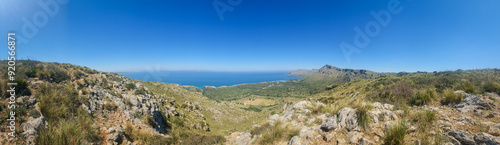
left=291, top=101, right=311, bottom=111
left=320, top=116, right=338, bottom=132
left=444, top=135, right=461, bottom=145
left=299, top=127, right=318, bottom=139
left=288, top=136, right=302, bottom=145
left=226, top=132, right=253, bottom=145
left=321, top=132, right=335, bottom=142
left=384, top=121, right=396, bottom=132
left=337, top=139, right=346, bottom=145
left=456, top=116, right=476, bottom=125
left=107, top=125, right=125, bottom=145
left=348, top=131, right=361, bottom=144
left=22, top=116, right=46, bottom=138
left=358, top=138, right=373, bottom=145
left=338, top=108, right=359, bottom=131
left=151, top=110, right=168, bottom=134
left=474, top=132, right=500, bottom=145
left=489, top=124, right=500, bottom=136
left=269, top=114, right=281, bottom=124
left=384, top=104, right=394, bottom=111
left=449, top=130, right=476, bottom=145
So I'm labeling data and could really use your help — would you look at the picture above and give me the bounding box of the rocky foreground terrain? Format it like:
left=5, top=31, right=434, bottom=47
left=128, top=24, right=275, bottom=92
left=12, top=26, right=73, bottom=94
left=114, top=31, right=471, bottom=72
left=0, top=61, right=499, bottom=145
left=227, top=91, right=500, bottom=144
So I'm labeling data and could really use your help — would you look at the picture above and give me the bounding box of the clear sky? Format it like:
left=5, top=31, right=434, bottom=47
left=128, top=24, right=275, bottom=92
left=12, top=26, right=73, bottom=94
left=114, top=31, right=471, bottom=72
left=1, top=0, right=499, bottom=72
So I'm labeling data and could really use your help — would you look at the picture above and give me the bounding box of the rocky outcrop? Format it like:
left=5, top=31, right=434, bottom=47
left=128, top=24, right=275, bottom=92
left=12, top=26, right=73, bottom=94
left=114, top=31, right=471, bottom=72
left=226, top=132, right=255, bottom=145
left=22, top=116, right=47, bottom=144
left=320, top=117, right=338, bottom=132
left=449, top=130, right=476, bottom=145
left=338, top=108, right=359, bottom=131
left=288, top=136, right=302, bottom=145
left=454, top=91, right=496, bottom=112
left=489, top=123, right=500, bottom=136
left=474, top=132, right=500, bottom=145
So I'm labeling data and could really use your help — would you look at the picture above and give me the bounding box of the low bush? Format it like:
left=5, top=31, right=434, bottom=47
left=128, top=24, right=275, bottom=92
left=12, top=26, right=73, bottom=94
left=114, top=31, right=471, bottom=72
left=383, top=120, right=408, bottom=145
left=104, top=102, right=117, bottom=111
left=15, top=79, right=32, bottom=96
left=484, top=81, right=500, bottom=95
left=441, top=90, right=463, bottom=105
left=410, top=89, right=436, bottom=106
left=125, top=83, right=136, bottom=90
left=463, top=81, right=476, bottom=94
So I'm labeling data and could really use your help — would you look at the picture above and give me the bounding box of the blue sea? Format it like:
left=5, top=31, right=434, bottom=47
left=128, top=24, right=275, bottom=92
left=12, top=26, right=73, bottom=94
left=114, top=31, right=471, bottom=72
left=119, top=71, right=298, bottom=88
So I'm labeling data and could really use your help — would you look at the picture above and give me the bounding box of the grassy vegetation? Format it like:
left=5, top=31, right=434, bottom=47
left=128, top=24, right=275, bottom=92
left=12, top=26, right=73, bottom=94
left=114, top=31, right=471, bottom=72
left=356, top=104, right=373, bottom=130
left=254, top=121, right=299, bottom=145
left=383, top=120, right=408, bottom=145
left=441, top=89, right=463, bottom=105
left=409, top=89, right=436, bottom=106
left=35, top=84, right=102, bottom=144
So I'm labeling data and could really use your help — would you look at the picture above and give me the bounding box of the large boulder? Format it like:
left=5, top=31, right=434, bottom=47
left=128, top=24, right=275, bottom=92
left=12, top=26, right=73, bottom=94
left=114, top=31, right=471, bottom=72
left=449, top=130, right=476, bottom=145
left=320, top=116, right=338, bottom=132
left=474, top=132, right=500, bottom=145
left=338, top=108, right=359, bottom=131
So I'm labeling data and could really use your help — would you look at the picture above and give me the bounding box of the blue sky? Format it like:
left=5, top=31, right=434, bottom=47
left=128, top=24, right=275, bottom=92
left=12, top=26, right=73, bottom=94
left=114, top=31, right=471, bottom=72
left=1, top=0, right=499, bottom=72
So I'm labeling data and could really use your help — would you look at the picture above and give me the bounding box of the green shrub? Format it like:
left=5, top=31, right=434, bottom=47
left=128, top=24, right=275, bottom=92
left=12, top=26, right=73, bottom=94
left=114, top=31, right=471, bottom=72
left=26, top=69, right=38, bottom=78
left=484, top=81, right=500, bottom=95
left=463, top=81, right=476, bottom=94
left=258, top=121, right=285, bottom=145
left=410, top=89, right=436, bottom=106
left=50, top=68, right=70, bottom=83
left=29, top=110, right=41, bottom=118
left=243, top=105, right=262, bottom=112
left=356, top=104, right=373, bottom=130
left=441, top=90, right=463, bottom=105
left=15, top=79, right=32, bottom=96
left=104, top=102, right=117, bottom=111
left=383, top=120, right=408, bottom=145
left=125, top=83, right=136, bottom=90
left=134, top=87, right=146, bottom=95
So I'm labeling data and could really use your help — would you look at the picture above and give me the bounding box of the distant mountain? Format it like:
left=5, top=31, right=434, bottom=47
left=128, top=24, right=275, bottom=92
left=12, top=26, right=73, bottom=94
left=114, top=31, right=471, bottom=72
left=289, top=64, right=395, bottom=82
left=286, top=69, right=318, bottom=78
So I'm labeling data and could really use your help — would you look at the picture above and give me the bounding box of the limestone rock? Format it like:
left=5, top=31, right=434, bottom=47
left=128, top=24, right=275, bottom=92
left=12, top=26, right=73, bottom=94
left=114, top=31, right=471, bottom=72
left=489, top=124, right=500, bottom=136
left=22, top=116, right=46, bottom=138
left=288, top=136, right=302, bottom=145
left=107, top=125, right=125, bottom=145
left=320, top=116, right=338, bottom=132
left=449, top=130, right=476, bottom=145
left=474, top=132, right=500, bottom=145
left=358, top=138, right=373, bottom=145
left=338, top=108, right=359, bottom=131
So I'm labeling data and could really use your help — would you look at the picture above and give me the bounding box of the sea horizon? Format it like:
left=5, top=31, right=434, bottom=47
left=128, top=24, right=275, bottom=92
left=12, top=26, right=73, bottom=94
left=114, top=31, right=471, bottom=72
left=119, top=71, right=299, bottom=88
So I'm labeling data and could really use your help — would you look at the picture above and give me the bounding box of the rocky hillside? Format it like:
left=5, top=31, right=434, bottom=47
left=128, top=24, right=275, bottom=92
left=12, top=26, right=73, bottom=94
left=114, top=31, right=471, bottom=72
left=226, top=91, right=500, bottom=144
left=0, top=61, right=258, bottom=144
